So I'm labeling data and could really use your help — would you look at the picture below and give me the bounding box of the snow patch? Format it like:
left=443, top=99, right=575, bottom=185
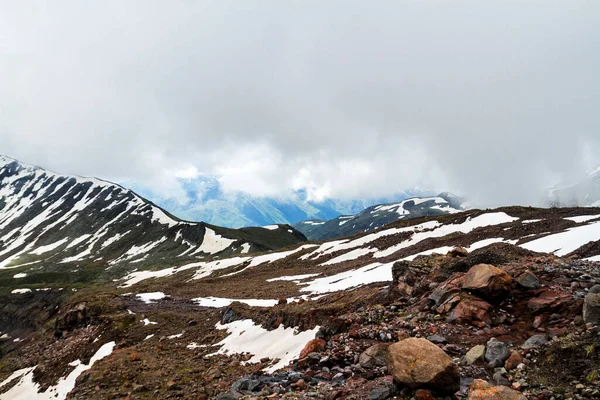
left=136, top=292, right=167, bottom=304
left=208, top=319, right=320, bottom=373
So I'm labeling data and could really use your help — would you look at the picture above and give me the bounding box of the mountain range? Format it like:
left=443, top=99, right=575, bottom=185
left=0, top=155, right=304, bottom=269
left=122, top=177, right=432, bottom=229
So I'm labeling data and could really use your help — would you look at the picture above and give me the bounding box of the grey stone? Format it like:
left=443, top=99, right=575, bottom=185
left=427, top=334, right=448, bottom=344
left=521, top=334, right=548, bottom=349
left=492, top=370, right=511, bottom=386
left=516, top=270, right=540, bottom=289
left=359, top=343, right=390, bottom=369
left=485, top=338, right=510, bottom=367
left=368, top=386, right=391, bottom=400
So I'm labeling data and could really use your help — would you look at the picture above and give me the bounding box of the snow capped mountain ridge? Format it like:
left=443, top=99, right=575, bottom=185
left=0, top=155, right=305, bottom=268
left=293, top=192, right=465, bottom=240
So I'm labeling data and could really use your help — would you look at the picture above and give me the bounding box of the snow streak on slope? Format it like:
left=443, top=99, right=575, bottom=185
left=521, top=221, right=600, bottom=256
left=0, top=341, right=115, bottom=400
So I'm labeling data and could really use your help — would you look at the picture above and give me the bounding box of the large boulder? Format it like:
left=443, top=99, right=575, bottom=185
left=468, top=379, right=526, bottom=400
left=485, top=338, right=510, bottom=367
left=583, top=285, right=600, bottom=326
left=359, top=343, right=390, bottom=369
left=461, top=264, right=513, bottom=301
left=387, top=338, right=460, bottom=393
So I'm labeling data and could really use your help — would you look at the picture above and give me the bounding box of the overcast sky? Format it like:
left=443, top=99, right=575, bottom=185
left=1, top=1, right=599, bottom=205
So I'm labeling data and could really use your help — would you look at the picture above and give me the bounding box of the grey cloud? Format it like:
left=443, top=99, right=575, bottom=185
left=1, top=1, right=599, bottom=205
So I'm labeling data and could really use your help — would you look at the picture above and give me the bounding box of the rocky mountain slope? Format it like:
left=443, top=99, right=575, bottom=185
left=293, top=192, right=464, bottom=240
left=123, top=177, right=431, bottom=228
left=1, top=205, right=600, bottom=399
left=0, top=155, right=305, bottom=269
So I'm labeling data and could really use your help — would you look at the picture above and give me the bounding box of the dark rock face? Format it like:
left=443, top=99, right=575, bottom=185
left=55, top=303, right=88, bottom=336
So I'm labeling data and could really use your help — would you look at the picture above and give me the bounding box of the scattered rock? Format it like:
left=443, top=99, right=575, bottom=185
left=359, top=343, right=390, bottom=369
left=467, top=378, right=526, bottom=399
left=492, top=369, right=510, bottom=386
left=464, top=345, right=486, bottom=365
left=461, top=264, right=513, bottom=301
left=368, top=386, right=391, bottom=400
left=485, top=338, right=510, bottom=367
left=387, top=337, right=460, bottom=393
left=521, top=334, right=547, bottom=349
left=504, top=351, right=523, bottom=371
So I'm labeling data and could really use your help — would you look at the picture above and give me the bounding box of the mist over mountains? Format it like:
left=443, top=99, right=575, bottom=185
left=122, top=177, right=433, bottom=228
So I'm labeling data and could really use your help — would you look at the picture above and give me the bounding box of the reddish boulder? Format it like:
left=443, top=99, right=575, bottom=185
left=299, top=338, right=326, bottom=359
left=461, top=264, right=513, bottom=301
left=447, top=294, right=492, bottom=327
left=527, top=290, right=572, bottom=314
left=468, top=379, right=526, bottom=399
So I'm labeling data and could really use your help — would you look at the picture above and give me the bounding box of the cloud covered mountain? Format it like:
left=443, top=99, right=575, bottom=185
left=122, top=178, right=431, bottom=228
left=548, top=166, right=600, bottom=207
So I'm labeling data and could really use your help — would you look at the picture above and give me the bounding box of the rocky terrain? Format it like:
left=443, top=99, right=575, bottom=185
left=293, top=193, right=463, bottom=241
left=0, top=182, right=600, bottom=399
